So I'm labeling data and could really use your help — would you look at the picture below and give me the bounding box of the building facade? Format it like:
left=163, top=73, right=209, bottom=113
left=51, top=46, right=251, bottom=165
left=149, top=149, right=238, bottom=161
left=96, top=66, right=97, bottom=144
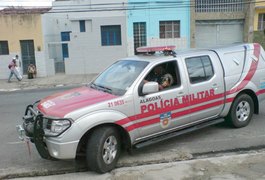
left=42, top=0, right=128, bottom=75
left=0, top=1, right=256, bottom=78
left=254, top=0, right=265, bottom=48
left=127, top=0, right=190, bottom=55
left=254, top=0, right=265, bottom=31
left=43, top=0, right=191, bottom=75
left=190, top=0, right=254, bottom=48
left=0, top=8, right=50, bottom=79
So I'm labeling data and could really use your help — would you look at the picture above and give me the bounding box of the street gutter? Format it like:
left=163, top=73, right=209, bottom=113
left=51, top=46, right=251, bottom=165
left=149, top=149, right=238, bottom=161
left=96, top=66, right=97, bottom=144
left=2, top=146, right=265, bottom=179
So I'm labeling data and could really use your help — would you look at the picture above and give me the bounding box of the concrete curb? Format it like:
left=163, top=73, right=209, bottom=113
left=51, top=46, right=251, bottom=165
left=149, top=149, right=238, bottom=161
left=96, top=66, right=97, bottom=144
left=5, top=150, right=265, bottom=179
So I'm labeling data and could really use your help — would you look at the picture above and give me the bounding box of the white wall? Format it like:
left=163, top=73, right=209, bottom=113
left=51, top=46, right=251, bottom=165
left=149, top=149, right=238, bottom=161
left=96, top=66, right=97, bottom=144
left=0, top=51, right=47, bottom=79
left=65, top=16, right=127, bottom=74
left=42, top=0, right=128, bottom=75
left=42, top=12, right=72, bottom=76
left=0, top=55, right=14, bottom=79
left=35, top=51, right=47, bottom=77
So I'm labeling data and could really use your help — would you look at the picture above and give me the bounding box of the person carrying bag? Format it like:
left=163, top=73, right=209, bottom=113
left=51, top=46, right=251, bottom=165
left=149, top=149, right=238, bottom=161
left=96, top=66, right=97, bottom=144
left=8, top=57, right=22, bottom=82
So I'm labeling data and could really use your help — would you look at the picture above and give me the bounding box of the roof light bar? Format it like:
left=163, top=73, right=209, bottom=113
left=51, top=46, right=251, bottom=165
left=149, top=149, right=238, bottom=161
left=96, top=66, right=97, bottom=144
left=136, top=45, right=176, bottom=53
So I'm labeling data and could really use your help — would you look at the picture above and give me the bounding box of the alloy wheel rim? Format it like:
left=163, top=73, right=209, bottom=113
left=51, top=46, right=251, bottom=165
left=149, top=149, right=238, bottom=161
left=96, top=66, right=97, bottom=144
left=236, top=101, right=250, bottom=122
left=102, top=135, right=118, bottom=164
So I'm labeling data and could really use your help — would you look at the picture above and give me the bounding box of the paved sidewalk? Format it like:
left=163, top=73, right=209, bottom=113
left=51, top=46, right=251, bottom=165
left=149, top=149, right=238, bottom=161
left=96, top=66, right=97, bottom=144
left=0, top=74, right=97, bottom=92
left=14, top=151, right=265, bottom=179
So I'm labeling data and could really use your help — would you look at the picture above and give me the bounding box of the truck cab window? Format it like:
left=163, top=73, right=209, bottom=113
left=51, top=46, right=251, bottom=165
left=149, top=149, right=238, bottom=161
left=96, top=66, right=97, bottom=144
left=144, top=61, right=180, bottom=91
left=185, top=55, right=214, bottom=84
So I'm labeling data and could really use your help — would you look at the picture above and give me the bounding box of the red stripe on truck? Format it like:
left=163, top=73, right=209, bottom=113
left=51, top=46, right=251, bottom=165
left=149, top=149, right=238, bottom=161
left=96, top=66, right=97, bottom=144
left=116, top=92, right=225, bottom=126
left=126, top=100, right=224, bottom=132
left=118, top=44, right=262, bottom=132
left=227, top=43, right=260, bottom=95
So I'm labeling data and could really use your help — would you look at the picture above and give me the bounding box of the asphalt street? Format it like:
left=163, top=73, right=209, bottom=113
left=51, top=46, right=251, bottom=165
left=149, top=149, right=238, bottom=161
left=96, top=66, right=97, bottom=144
left=1, top=87, right=265, bottom=179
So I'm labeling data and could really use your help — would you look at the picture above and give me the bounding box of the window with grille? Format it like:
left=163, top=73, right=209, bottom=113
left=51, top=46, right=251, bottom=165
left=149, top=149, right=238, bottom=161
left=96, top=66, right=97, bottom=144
left=0, top=41, right=9, bottom=55
left=159, top=21, right=180, bottom=39
left=195, top=0, right=244, bottom=13
left=101, top=25, right=121, bottom=46
left=258, top=13, right=265, bottom=31
left=133, top=22, right=147, bottom=54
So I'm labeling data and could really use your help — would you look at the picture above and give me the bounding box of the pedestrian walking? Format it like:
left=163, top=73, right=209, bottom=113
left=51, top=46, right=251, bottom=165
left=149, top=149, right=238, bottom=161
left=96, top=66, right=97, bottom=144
left=7, top=57, right=22, bottom=83
left=15, top=55, right=22, bottom=75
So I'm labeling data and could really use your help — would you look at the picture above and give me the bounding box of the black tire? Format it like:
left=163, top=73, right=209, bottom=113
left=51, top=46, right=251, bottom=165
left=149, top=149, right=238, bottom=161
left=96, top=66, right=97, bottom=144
left=226, top=94, right=254, bottom=128
left=86, top=126, right=121, bottom=173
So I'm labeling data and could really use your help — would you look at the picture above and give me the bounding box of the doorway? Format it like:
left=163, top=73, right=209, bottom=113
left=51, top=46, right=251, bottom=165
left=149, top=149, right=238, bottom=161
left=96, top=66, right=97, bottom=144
left=20, top=40, right=36, bottom=75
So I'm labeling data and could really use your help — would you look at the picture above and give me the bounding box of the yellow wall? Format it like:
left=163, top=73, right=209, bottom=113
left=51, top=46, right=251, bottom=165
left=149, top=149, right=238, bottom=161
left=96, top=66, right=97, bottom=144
left=0, top=14, right=43, bottom=53
left=255, top=0, right=265, bottom=6
left=254, top=0, right=265, bottom=31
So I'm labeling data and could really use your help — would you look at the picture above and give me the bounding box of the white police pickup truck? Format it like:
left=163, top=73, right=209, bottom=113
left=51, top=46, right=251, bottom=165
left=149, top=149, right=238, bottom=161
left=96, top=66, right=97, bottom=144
left=17, top=43, right=265, bottom=173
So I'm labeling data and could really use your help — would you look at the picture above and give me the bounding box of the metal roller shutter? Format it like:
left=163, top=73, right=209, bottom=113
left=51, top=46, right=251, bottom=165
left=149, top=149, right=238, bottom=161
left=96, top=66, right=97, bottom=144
left=195, top=20, right=244, bottom=48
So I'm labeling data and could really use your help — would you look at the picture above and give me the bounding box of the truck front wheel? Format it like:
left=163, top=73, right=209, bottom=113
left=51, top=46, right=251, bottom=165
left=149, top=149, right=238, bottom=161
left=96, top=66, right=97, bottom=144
left=86, top=126, right=121, bottom=173
left=226, top=94, right=254, bottom=128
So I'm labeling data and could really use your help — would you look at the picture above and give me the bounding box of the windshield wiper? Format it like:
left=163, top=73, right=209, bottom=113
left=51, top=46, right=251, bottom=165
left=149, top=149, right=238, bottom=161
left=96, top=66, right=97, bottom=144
left=90, top=83, right=112, bottom=94
left=97, top=85, right=113, bottom=94
left=90, top=82, right=97, bottom=89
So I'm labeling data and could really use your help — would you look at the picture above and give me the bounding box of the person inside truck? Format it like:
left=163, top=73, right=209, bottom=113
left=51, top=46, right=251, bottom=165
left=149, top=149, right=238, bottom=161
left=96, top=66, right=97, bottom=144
left=145, top=65, right=173, bottom=90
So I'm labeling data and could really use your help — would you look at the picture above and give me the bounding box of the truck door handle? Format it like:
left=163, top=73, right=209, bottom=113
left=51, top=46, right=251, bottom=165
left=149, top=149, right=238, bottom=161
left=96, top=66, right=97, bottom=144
left=212, top=83, right=219, bottom=90
left=177, top=92, right=184, bottom=97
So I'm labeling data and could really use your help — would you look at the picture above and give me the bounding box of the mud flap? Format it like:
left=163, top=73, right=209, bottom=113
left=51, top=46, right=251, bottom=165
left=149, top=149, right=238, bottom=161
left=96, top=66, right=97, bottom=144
left=33, top=114, right=55, bottom=160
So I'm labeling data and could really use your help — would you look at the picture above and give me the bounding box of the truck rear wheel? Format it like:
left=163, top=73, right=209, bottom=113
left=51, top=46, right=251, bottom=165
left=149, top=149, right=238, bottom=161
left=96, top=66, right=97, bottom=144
left=226, top=94, right=254, bottom=128
left=86, top=126, right=121, bottom=173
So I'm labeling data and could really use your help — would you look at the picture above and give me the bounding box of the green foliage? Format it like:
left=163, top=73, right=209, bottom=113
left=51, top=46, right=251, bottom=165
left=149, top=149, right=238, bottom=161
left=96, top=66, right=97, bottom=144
left=254, top=31, right=265, bottom=49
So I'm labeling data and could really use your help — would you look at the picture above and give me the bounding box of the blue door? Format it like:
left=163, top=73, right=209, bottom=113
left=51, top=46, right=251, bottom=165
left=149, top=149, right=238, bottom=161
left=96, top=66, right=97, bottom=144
left=61, top=32, right=71, bottom=59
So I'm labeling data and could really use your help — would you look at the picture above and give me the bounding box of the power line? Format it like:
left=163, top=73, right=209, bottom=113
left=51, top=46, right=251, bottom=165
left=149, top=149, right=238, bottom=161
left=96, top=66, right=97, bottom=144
left=0, top=0, right=263, bottom=13
left=47, top=0, right=260, bottom=14
left=0, top=0, right=257, bottom=7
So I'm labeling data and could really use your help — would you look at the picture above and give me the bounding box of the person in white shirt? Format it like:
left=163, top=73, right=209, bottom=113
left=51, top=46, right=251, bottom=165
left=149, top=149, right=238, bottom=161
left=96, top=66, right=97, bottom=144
left=15, top=55, right=22, bottom=74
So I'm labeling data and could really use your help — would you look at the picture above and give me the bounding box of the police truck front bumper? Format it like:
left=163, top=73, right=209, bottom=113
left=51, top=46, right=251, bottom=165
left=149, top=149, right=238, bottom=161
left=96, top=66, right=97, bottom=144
left=16, top=103, right=73, bottom=160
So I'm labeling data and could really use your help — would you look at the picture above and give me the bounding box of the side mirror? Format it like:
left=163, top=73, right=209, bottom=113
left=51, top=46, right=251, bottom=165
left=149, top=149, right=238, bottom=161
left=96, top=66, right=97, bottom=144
left=142, top=82, right=159, bottom=95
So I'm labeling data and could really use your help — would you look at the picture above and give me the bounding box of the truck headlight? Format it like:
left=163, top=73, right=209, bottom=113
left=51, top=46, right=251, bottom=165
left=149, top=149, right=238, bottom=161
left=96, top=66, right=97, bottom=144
left=43, top=118, right=72, bottom=137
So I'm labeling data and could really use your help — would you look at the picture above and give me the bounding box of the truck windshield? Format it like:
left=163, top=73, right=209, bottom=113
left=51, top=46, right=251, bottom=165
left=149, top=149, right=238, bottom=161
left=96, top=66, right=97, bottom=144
left=91, top=60, right=149, bottom=96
